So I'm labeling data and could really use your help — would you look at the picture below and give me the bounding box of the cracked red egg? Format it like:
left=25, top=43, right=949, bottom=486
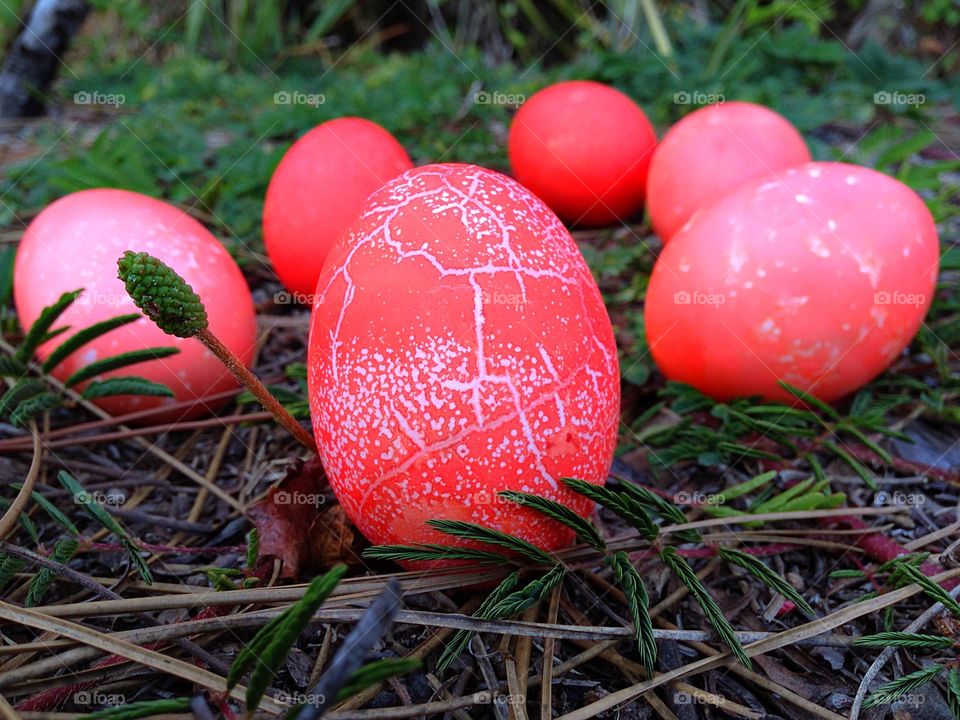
left=646, top=101, right=811, bottom=241
left=508, top=80, right=657, bottom=227
left=14, top=189, right=257, bottom=420
left=263, top=117, right=413, bottom=298
left=645, top=162, right=939, bottom=403
left=308, top=163, right=620, bottom=550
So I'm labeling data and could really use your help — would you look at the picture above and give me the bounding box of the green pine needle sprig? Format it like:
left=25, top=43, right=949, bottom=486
left=499, top=490, right=606, bottom=550
left=863, top=664, right=944, bottom=708
left=0, top=288, right=177, bottom=426
left=426, top=519, right=554, bottom=564
left=562, top=478, right=658, bottom=541
left=83, top=698, right=192, bottom=720
left=227, top=564, right=347, bottom=708
left=58, top=471, right=152, bottom=585
left=617, top=480, right=699, bottom=542
left=660, top=546, right=751, bottom=668
left=437, top=571, right=521, bottom=672
left=718, top=547, right=815, bottom=617
left=853, top=632, right=954, bottom=650
left=608, top=551, right=657, bottom=674
left=363, top=543, right=508, bottom=565
left=945, top=668, right=960, bottom=719
left=25, top=537, right=80, bottom=606
left=485, top=563, right=565, bottom=617
left=15, top=289, right=82, bottom=364
left=893, top=562, right=960, bottom=617
left=436, top=566, right=564, bottom=673
left=336, top=657, right=423, bottom=700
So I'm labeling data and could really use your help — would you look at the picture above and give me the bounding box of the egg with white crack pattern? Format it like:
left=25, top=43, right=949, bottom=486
left=308, top=163, right=620, bottom=551
left=645, top=161, right=939, bottom=403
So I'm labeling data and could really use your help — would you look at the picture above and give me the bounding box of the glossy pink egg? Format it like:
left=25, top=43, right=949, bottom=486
left=263, top=117, right=413, bottom=298
left=15, top=189, right=257, bottom=420
left=646, top=101, right=811, bottom=241
left=645, top=162, right=939, bottom=402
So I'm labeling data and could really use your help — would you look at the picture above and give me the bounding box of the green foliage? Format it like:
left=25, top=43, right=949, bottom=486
left=117, top=251, right=208, bottom=338
left=0, top=290, right=177, bottom=426
left=863, top=664, right=945, bottom=708
left=0, top=379, right=49, bottom=418
left=363, top=544, right=507, bottom=564
left=245, top=528, right=259, bottom=570
left=40, top=314, right=141, bottom=372
left=660, top=546, right=751, bottom=667
left=718, top=548, right=814, bottom=616
left=26, top=537, right=80, bottom=606
left=64, top=348, right=181, bottom=388
left=16, top=290, right=82, bottom=364
left=81, top=698, right=192, bottom=720
left=81, top=377, right=175, bottom=400
left=891, top=562, right=960, bottom=617
left=373, top=469, right=821, bottom=674
left=58, top=471, right=152, bottom=585
left=718, top=471, right=778, bottom=502
left=853, top=632, right=954, bottom=650
left=485, top=563, right=566, bottom=617
left=617, top=479, right=700, bottom=543
left=946, top=668, right=960, bottom=719
left=499, top=490, right=606, bottom=550
left=0, top=554, right=26, bottom=592
left=335, top=657, right=423, bottom=700
left=608, top=551, right=656, bottom=675
left=227, top=564, right=347, bottom=708
left=14, top=485, right=79, bottom=534
left=437, top=571, right=521, bottom=672
left=426, top=519, right=554, bottom=564
left=562, top=478, right=658, bottom=540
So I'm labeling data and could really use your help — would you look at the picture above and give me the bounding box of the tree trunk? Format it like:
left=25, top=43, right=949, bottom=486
left=0, top=0, right=90, bottom=118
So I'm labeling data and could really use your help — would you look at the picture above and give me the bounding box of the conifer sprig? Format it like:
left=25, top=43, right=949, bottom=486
left=116, top=251, right=317, bottom=452
left=863, top=664, right=944, bottom=708
left=608, top=551, right=656, bottom=674
left=426, top=519, right=554, bottom=564
left=660, top=546, right=750, bottom=667
left=0, top=289, right=177, bottom=426
left=718, top=547, right=815, bottom=617
left=499, top=490, right=606, bottom=550
left=853, top=632, right=954, bottom=650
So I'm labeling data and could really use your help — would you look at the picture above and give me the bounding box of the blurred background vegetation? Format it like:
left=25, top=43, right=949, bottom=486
left=1, top=0, right=956, bottom=238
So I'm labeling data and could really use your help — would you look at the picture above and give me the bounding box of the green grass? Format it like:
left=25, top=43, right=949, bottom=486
left=3, top=20, right=957, bottom=246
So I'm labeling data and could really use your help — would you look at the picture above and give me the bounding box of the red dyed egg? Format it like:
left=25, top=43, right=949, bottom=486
left=263, top=117, right=413, bottom=298
left=308, top=163, right=620, bottom=549
left=15, top=189, right=257, bottom=420
left=508, top=80, right=657, bottom=227
left=646, top=101, right=811, bottom=241
left=645, top=162, right=939, bottom=403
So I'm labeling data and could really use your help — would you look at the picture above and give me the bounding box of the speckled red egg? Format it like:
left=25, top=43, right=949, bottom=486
left=308, top=163, right=620, bottom=549
left=645, top=162, right=939, bottom=403
left=646, top=101, right=811, bottom=241
left=263, top=117, right=413, bottom=298
left=508, top=80, right=657, bottom=227
left=15, top=189, right=257, bottom=420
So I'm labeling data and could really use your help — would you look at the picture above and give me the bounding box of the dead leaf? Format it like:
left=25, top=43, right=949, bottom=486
left=248, top=457, right=365, bottom=578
